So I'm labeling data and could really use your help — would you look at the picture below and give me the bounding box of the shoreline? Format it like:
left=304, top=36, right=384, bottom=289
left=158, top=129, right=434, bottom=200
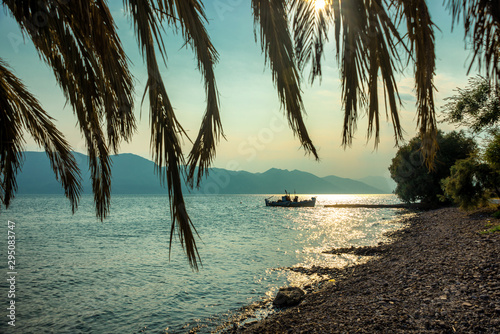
left=229, top=207, right=500, bottom=333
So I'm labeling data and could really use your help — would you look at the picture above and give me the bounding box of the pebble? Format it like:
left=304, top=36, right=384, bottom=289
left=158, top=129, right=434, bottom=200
left=230, top=207, right=500, bottom=334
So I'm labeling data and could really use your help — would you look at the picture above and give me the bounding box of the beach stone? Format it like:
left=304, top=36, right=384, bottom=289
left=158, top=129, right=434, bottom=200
left=233, top=207, right=500, bottom=334
left=273, top=287, right=305, bottom=307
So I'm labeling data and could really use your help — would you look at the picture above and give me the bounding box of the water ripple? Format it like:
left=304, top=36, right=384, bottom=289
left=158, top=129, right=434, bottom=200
left=0, top=194, right=408, bottom=333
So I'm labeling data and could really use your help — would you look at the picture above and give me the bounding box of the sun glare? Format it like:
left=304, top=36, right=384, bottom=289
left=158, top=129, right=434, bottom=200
left=314, top=0, right=327, bottom=11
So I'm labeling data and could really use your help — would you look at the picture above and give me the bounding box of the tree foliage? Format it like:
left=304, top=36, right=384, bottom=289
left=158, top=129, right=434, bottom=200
left=1, top=0, right=500, bottom=268
left=441, top=157, right=496, bottom=210
left=441, top=77, right=500, bottom=210
left=389, top=131, right=476, bottom=204
left=485, top=133, right=500, bottom=170
left=442, top=76, right=500, bottom=134
left=442, top=133, right=500, bottom=211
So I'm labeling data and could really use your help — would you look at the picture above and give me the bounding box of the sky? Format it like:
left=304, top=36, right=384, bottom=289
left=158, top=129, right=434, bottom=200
left=0, top=1, right=480, bottom=180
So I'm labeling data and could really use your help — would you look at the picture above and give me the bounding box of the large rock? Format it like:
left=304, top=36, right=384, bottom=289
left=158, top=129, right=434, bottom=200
left=273, top=287, right=305, bottom=307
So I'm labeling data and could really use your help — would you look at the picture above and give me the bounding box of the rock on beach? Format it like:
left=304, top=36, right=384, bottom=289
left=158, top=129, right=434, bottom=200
left=232, top=207, right=500, bottom=333
left=273, top=287, right=305, bottom=307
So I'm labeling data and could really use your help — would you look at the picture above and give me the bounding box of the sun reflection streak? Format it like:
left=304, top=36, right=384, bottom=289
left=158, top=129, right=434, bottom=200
left=277, top=195, right=410, bottom=289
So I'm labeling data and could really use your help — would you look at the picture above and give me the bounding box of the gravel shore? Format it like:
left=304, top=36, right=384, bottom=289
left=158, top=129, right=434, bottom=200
left=233, top=207, right=500, bottom=333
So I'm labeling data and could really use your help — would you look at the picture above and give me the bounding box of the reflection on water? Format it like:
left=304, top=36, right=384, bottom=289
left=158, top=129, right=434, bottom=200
left=0, top=194, right=410, bottom=333
left=270, top=195, right=408, bottom=290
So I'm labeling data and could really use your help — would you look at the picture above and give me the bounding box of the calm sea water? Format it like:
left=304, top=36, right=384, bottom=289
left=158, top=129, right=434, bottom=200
left=0, top=194, right=408, bottom=333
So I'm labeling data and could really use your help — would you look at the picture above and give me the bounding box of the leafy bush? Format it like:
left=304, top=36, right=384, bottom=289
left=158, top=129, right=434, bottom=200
left=389, top=131, right=476, bottom=204
left=485, top=134, right=500, bottom=170
left=441, top=157, right=493, bottom=210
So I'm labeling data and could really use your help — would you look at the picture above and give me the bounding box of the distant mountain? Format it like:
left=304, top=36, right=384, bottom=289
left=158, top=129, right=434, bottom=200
left=356, top=176, right=396, bottom=194
left=15, top=152, right=388, bottom=195
left=16, top=152, right=165, bottom=194
left=321, top=175, right=385, bottom=194
left=199, top=168, right=385, bottom=194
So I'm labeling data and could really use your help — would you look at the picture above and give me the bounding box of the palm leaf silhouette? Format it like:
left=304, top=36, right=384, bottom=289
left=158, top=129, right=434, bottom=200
left=0, top=59, right=81, bottom=212
left=252, top=0, right=318, bottom=159
left=1, top=0, right=499, bottom=269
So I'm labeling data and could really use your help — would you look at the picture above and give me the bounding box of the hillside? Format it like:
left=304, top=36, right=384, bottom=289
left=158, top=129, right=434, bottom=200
left=15, top=152, right=388, bottom=194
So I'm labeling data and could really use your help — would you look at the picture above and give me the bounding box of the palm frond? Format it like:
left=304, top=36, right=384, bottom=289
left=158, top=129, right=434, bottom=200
left=396, top=0, right=438, bottom=167
left=3, top=0, right=136, bottom=219
left=446, top=0, right=500, bottom=84
left=366, top=1, right=404, bottom=146
left=330, top=0, right=404, bottom=147
left=252, top=0, right=319, bottom=159
left=0, top=58, right=82, bottom=211
left=156, top=0, right=224, bottom=187
left=289, top=0, right=332, bottom=84
left=337, top=0, right=366, bottom=146
left=125, top=0, right=200, bottom=270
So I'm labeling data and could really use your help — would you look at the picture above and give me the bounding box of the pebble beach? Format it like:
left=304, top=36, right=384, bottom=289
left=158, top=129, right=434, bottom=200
left=233, top=207, right=500, bottom=333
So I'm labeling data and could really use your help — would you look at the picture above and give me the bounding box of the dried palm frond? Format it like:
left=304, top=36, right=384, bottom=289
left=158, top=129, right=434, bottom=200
left=125, top=0, right=200, bottom=270
left=0, top=59, right=81, bottom=212
left=3, top=0, right=136, bottom=219
left=252, top=0, right=319, bottom=159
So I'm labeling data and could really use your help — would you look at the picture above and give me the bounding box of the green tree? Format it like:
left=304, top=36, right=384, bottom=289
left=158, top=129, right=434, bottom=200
left=441, top=157, right=497, bottom=210
left=441, top=75, right=500, bottom=210
left=442, top=76, right=500, bottom=134
left=389, top=131, right=476, bottom=204
left=442, top=133, right=500, bottom=210
left=486, top=134, right=500, bottom=198
left=485, top=133, right=500, bottom=170
left=1, top=0, right=500, bottom=268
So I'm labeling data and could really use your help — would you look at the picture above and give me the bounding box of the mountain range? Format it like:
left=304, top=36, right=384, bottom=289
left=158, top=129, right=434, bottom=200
left=14, top=152, right=395, bottom=195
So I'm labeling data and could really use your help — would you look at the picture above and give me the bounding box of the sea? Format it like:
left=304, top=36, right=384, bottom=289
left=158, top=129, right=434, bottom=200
left=0, top=194, right=410, bottom=333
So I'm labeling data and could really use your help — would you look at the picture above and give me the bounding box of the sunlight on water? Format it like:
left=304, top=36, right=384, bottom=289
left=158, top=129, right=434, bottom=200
left=269, top=195, right=408, bottom=290
left=0, top=194, right=410, bottom=333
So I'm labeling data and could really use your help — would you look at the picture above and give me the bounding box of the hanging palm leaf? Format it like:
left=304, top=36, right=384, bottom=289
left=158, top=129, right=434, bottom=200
left=252, top=0, right=319, bottom=159
left=447, top=0, right=500, bottom=83
left=0, top=59, right=81, bottom=212
left=124, top=0, right=201, bottom=269
left=3, top=0, right=136, bottom=219
left=1, top=0, right=500, bottom=270
left=156, top=0, right=224, bottom=187
left=289, top=0, right=332, bottom=83
left=395, top=0, right=438, bottom=167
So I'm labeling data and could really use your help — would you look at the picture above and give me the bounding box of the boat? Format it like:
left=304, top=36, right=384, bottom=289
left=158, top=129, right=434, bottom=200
left=265, top=191, right=316, bottom=207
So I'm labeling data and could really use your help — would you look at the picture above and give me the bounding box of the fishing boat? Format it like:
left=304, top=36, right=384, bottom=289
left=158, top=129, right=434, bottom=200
left=265, top=191, right=316, bottom=207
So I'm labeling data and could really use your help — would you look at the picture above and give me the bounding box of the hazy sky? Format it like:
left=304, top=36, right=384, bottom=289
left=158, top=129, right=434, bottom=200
left=0, top=1, right=479, bottom=179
